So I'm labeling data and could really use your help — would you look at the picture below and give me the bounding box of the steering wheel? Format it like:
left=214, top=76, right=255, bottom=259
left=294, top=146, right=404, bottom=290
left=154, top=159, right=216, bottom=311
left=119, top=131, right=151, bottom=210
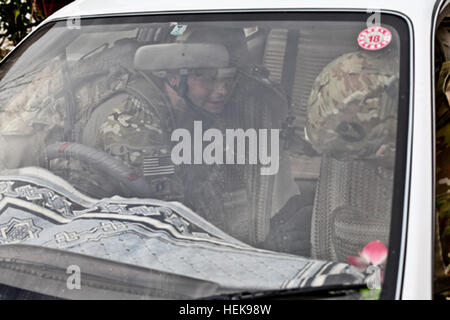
left=46, top=142, right=153, bottom=198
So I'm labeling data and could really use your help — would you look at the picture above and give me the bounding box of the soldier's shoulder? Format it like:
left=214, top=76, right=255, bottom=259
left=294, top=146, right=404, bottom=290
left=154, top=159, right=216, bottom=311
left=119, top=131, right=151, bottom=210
left=99, top=76, right=165, bottom=115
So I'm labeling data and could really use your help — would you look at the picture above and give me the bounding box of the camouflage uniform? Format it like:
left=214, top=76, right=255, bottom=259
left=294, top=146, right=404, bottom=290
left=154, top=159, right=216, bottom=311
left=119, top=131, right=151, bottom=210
left=305, top=50, right=399, bottom=168
left=0, top=52, right=137, bottom=197
left=82, top=71, right=301, bottom=246
left=435, top=61, right=450, bottom=276
left=81, top=74, right=183, bottom=200
left=434, top=27, right=450, bottom=282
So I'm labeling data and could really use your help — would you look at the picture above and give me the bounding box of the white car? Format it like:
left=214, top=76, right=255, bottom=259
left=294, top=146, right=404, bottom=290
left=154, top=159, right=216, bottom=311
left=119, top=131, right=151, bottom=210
left=0, top=0, right=447, bottom=300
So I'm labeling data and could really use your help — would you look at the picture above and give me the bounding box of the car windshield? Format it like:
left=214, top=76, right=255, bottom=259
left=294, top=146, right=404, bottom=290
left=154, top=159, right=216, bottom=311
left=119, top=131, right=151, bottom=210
left=0, top=13, right=410, bottom=299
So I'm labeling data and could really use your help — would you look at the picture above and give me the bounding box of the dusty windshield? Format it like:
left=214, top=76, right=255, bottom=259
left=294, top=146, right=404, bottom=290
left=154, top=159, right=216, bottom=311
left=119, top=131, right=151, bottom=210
left=0, top=14, right=409, bottom=299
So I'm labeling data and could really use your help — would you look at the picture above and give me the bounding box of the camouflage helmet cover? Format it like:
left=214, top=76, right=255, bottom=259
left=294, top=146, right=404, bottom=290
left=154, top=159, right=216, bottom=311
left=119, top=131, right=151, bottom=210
left=173, top=25, right=249, bottom=67
left=305, top=50, right=399, bottom=165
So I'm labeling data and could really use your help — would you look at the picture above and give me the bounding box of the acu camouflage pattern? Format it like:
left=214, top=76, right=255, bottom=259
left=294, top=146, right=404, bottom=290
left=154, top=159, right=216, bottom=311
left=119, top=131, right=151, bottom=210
left=435, top=26, right=450, bottom=278
left=0, top=52, right=132, bottom=142
left=0, top=52, right=133, bottom=196
left=305, top=50, right=399, bottom=167
left=89, top=78, right=185, bottom=202
left=435, top=60, right=450, bottom=273
left=0, top=40, right=285, bottom=245
left=88, top=72, right=292, bottom=246
left=70, top=39, right=137, bottom=138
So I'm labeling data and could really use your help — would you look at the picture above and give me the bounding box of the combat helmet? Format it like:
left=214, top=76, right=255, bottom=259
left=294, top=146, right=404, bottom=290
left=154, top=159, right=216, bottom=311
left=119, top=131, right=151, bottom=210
left=134, top=25, right=245, bottom=110
left=305, top=50, right=400, bottom=167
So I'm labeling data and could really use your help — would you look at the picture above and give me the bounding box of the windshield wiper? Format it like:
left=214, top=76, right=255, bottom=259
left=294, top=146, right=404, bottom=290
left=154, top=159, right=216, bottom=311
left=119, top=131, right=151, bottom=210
left=201, top=283, right=368, bottom=300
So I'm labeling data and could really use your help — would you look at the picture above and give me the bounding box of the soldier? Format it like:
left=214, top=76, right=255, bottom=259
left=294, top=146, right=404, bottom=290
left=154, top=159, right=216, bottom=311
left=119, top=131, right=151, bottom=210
left=81, top=25, right=309, bottom=252
left=304, top=49, right=400, bottom=261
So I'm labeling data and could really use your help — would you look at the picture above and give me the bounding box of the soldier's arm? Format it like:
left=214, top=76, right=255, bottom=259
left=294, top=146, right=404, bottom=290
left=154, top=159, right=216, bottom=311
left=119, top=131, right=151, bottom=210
left=86, top=93, right=183, bottom=200
left=98, top=96, right=168, bottom=166
left=82, top=93, right=166, bottom=165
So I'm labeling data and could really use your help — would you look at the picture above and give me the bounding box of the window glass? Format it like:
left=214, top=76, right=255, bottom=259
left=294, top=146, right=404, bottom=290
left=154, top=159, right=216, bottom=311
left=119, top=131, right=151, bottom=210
left=0, top=13, right=410, bottom=299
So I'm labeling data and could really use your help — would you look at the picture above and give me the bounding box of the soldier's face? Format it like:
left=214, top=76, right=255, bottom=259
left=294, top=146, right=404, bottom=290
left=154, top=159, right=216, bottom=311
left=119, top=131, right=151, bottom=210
left=186, top=73, right=234, bottom=113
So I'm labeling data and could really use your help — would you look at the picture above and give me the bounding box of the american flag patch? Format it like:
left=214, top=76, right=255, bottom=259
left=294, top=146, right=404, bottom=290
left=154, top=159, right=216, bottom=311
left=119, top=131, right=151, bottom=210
left=142, top=156, right=175, bottom=176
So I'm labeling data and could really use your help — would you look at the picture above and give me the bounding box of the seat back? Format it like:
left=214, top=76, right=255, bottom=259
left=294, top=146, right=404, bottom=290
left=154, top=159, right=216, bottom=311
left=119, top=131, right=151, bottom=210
left=311, top=157, right=392, bottom=262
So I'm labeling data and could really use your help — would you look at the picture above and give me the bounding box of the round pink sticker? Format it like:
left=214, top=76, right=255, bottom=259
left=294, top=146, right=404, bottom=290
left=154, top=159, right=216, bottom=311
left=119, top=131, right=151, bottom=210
left=358, top=26, right=392, bottom=51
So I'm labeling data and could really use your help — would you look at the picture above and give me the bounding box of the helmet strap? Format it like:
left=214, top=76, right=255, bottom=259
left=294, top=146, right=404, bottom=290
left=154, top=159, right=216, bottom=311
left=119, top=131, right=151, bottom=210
left=177, top=74, right=188, bottom=98
left=164, top=74, right=188, bottom=98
